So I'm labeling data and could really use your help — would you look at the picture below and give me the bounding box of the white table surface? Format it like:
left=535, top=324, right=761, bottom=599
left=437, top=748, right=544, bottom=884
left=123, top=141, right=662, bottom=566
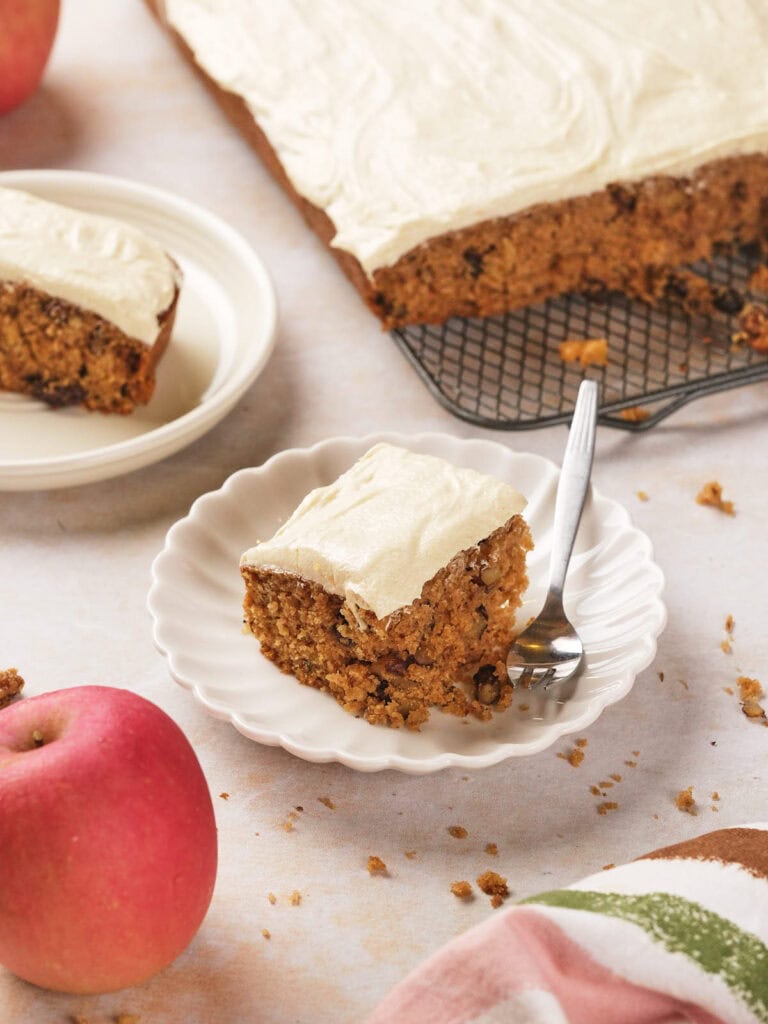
left=1, top=3, right=767, bottom=1021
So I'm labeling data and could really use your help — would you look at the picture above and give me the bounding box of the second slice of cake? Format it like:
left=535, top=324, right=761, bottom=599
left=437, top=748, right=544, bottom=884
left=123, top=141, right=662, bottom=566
left=0, top=186, right=181, bottom=413
left=240, top=443, right=533, bottom=730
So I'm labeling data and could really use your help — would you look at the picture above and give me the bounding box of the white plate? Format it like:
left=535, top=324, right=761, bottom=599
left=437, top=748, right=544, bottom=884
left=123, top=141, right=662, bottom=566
left=148, top=432, right=666, bottom=774
left=0, top=169, right=277, bottom=490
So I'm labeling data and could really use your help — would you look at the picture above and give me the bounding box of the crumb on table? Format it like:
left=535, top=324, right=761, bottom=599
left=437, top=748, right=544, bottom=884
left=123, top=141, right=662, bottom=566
left=695, top=481, right=735, bottom=515
left=476, top=870, right=509, bottom=908
left=289, top=890, right=302, bottom=906
left=450, top=880, right=473, bottom=899
left=675, top=786, right=697, bottom=814
left=367, top=855, right=388, bottom=876
left=597, top=801, right=619, bottom=815
left=558, top=746, right=585, bottom=767
left=0, top=667, right=24, bottom=708
left=448, top=825, right=468, bottom=839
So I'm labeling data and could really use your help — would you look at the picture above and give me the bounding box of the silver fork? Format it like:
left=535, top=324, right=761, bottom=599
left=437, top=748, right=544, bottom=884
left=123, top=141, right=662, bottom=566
left=506, top=379, right=600, bottom=692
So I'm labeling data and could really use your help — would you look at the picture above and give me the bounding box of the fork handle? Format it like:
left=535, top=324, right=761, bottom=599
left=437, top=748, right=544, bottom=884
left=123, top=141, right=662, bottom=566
left=546, top=380, right=600, bottom=601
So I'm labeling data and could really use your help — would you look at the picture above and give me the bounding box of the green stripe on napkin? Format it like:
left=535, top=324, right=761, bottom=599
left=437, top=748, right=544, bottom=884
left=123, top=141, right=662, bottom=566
left=523, top=889, right=768, bottom=1021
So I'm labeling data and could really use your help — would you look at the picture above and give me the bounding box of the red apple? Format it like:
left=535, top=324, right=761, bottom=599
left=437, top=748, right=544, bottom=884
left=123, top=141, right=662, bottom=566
left=0, top=0, right=60, bottom=116
left=0, top=685, right=218, bottom=993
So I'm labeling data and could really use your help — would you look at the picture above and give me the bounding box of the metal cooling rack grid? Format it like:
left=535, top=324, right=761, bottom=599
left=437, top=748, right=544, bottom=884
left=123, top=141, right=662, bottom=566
left=390, top=248, right=768, bottom=431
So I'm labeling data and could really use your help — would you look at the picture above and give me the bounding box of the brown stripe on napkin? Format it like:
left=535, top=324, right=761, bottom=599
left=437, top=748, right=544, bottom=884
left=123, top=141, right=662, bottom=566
left=639, top=827, right=768, bottom=879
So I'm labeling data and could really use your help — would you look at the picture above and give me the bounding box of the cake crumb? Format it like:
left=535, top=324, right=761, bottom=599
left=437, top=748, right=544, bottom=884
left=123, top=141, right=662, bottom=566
left=268, top=892, right=277, bottom=905
left=219, top=792, right=230, bottom=800
left=733, top=302, right=768, bottom=351
left=712, top=791, right=721, bottom=801
left=737, top=676, right=763, bottom=700
left=289, top=890, right=302, bottom=906
left=675, top=786, right=697, bottom=815
left=448, top=825, right=468, bottom=839
left=609, top=773, right=622, bottom=783
left=598, top=779, right=614, bottom=789
left=696, top=481, right=735, bottom=515
left=741, top=699, right=766, bottom=720
left=597, top=801, right=619, bottom=815
left=737, top=676, right=766, bottom=720
left=450, top=880, right=473, bottom=900
left=575, top=738, right=588, bottom=748
left=558, top=747, right=585, bottom=767
left=476, top=870, right=509, bottom=907
left=620, top=407, right=651, bottom=423
left=0, top=667, right=24, bottom=708
left=404, top=849, right=417, bottom=859
left=590, top=785, right=602, bottom=796
left=721, top=639, right=732, bottom=654
left=602, top=863, right=615, bottom=871
left=748, top=265, right=768, bottom=293
left=559, top=337, right=608, bottom=367
left=636, top=490, right=650, bottom=502
left=485, top=842, right=498, bottom=856
left=624, top=760, right=638, bottom=768
left=317, top=795, right=336, bottom=810
left=367, top=855, right=388, bottom=876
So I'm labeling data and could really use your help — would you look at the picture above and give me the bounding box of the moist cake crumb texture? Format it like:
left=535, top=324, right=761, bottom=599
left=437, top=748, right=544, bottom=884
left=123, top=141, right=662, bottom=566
left=240, top=444, right=532, bottom=730
left=0, top=186, right=180, bottom=413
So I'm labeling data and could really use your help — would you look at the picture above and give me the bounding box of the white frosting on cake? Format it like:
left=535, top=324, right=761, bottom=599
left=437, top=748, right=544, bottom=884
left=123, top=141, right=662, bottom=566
left=240, top=443, right=527, bottom=621
left=163, top=0, right=768, bottom=274
left=0, top=187, right=180, bottom=344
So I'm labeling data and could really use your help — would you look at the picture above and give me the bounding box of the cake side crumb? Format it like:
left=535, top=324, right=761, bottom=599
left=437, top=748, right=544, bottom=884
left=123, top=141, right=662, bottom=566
left=0, top=667, right=24, bottom=708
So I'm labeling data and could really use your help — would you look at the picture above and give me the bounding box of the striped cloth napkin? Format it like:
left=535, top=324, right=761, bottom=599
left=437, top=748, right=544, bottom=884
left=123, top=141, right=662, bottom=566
left=368, top=825, right=768, bottom=1024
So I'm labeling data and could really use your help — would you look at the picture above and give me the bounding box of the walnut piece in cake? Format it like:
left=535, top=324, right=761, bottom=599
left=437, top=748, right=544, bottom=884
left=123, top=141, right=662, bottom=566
left=241, top=444, right=532, bottom=730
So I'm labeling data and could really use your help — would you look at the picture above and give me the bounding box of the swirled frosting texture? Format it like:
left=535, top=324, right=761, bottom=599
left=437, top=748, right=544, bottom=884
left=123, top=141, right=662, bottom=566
left=241, top=443, right=527, bottom=621
left=165, top=0, right=768, bottom=274
left=0, top=187, right=179, bottom=343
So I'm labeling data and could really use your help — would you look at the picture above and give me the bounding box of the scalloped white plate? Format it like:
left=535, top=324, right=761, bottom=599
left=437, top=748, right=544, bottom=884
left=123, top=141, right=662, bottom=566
left=148, top=432, right=666, bottom=773
left=0, top=169, right=277, bottom=490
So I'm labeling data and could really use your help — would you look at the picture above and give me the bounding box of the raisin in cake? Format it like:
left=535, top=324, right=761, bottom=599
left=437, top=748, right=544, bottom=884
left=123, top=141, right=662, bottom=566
left=149, top=0, right=768, bottom=328
left=0, top=187, right=181, bottom=413
left=240, top=443, right=533, bottom=730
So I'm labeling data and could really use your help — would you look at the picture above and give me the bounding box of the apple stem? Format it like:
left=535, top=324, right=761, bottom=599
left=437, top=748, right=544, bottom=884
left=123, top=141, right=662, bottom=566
left=31, top=730, right=45, bottom=748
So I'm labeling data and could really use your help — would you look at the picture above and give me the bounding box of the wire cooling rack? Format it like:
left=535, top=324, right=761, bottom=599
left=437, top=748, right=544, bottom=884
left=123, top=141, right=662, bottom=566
left=390, top=247, right=768, bottom=430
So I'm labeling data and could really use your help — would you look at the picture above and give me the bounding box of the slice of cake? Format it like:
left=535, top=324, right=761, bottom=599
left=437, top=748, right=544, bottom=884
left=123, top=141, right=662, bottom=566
left=149, top=1, right=768, bottom=329
left=240, top=443, right=533, bottom=730
left=0, top=186, right=181, bottom=413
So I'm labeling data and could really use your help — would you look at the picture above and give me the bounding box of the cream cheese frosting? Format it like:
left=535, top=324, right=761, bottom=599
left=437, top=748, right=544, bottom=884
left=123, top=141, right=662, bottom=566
left=163, top=0, right=768, bottom=275
left=0, top=187, right=180, bottom=344
left=240, top=443, right=527, bottom=621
